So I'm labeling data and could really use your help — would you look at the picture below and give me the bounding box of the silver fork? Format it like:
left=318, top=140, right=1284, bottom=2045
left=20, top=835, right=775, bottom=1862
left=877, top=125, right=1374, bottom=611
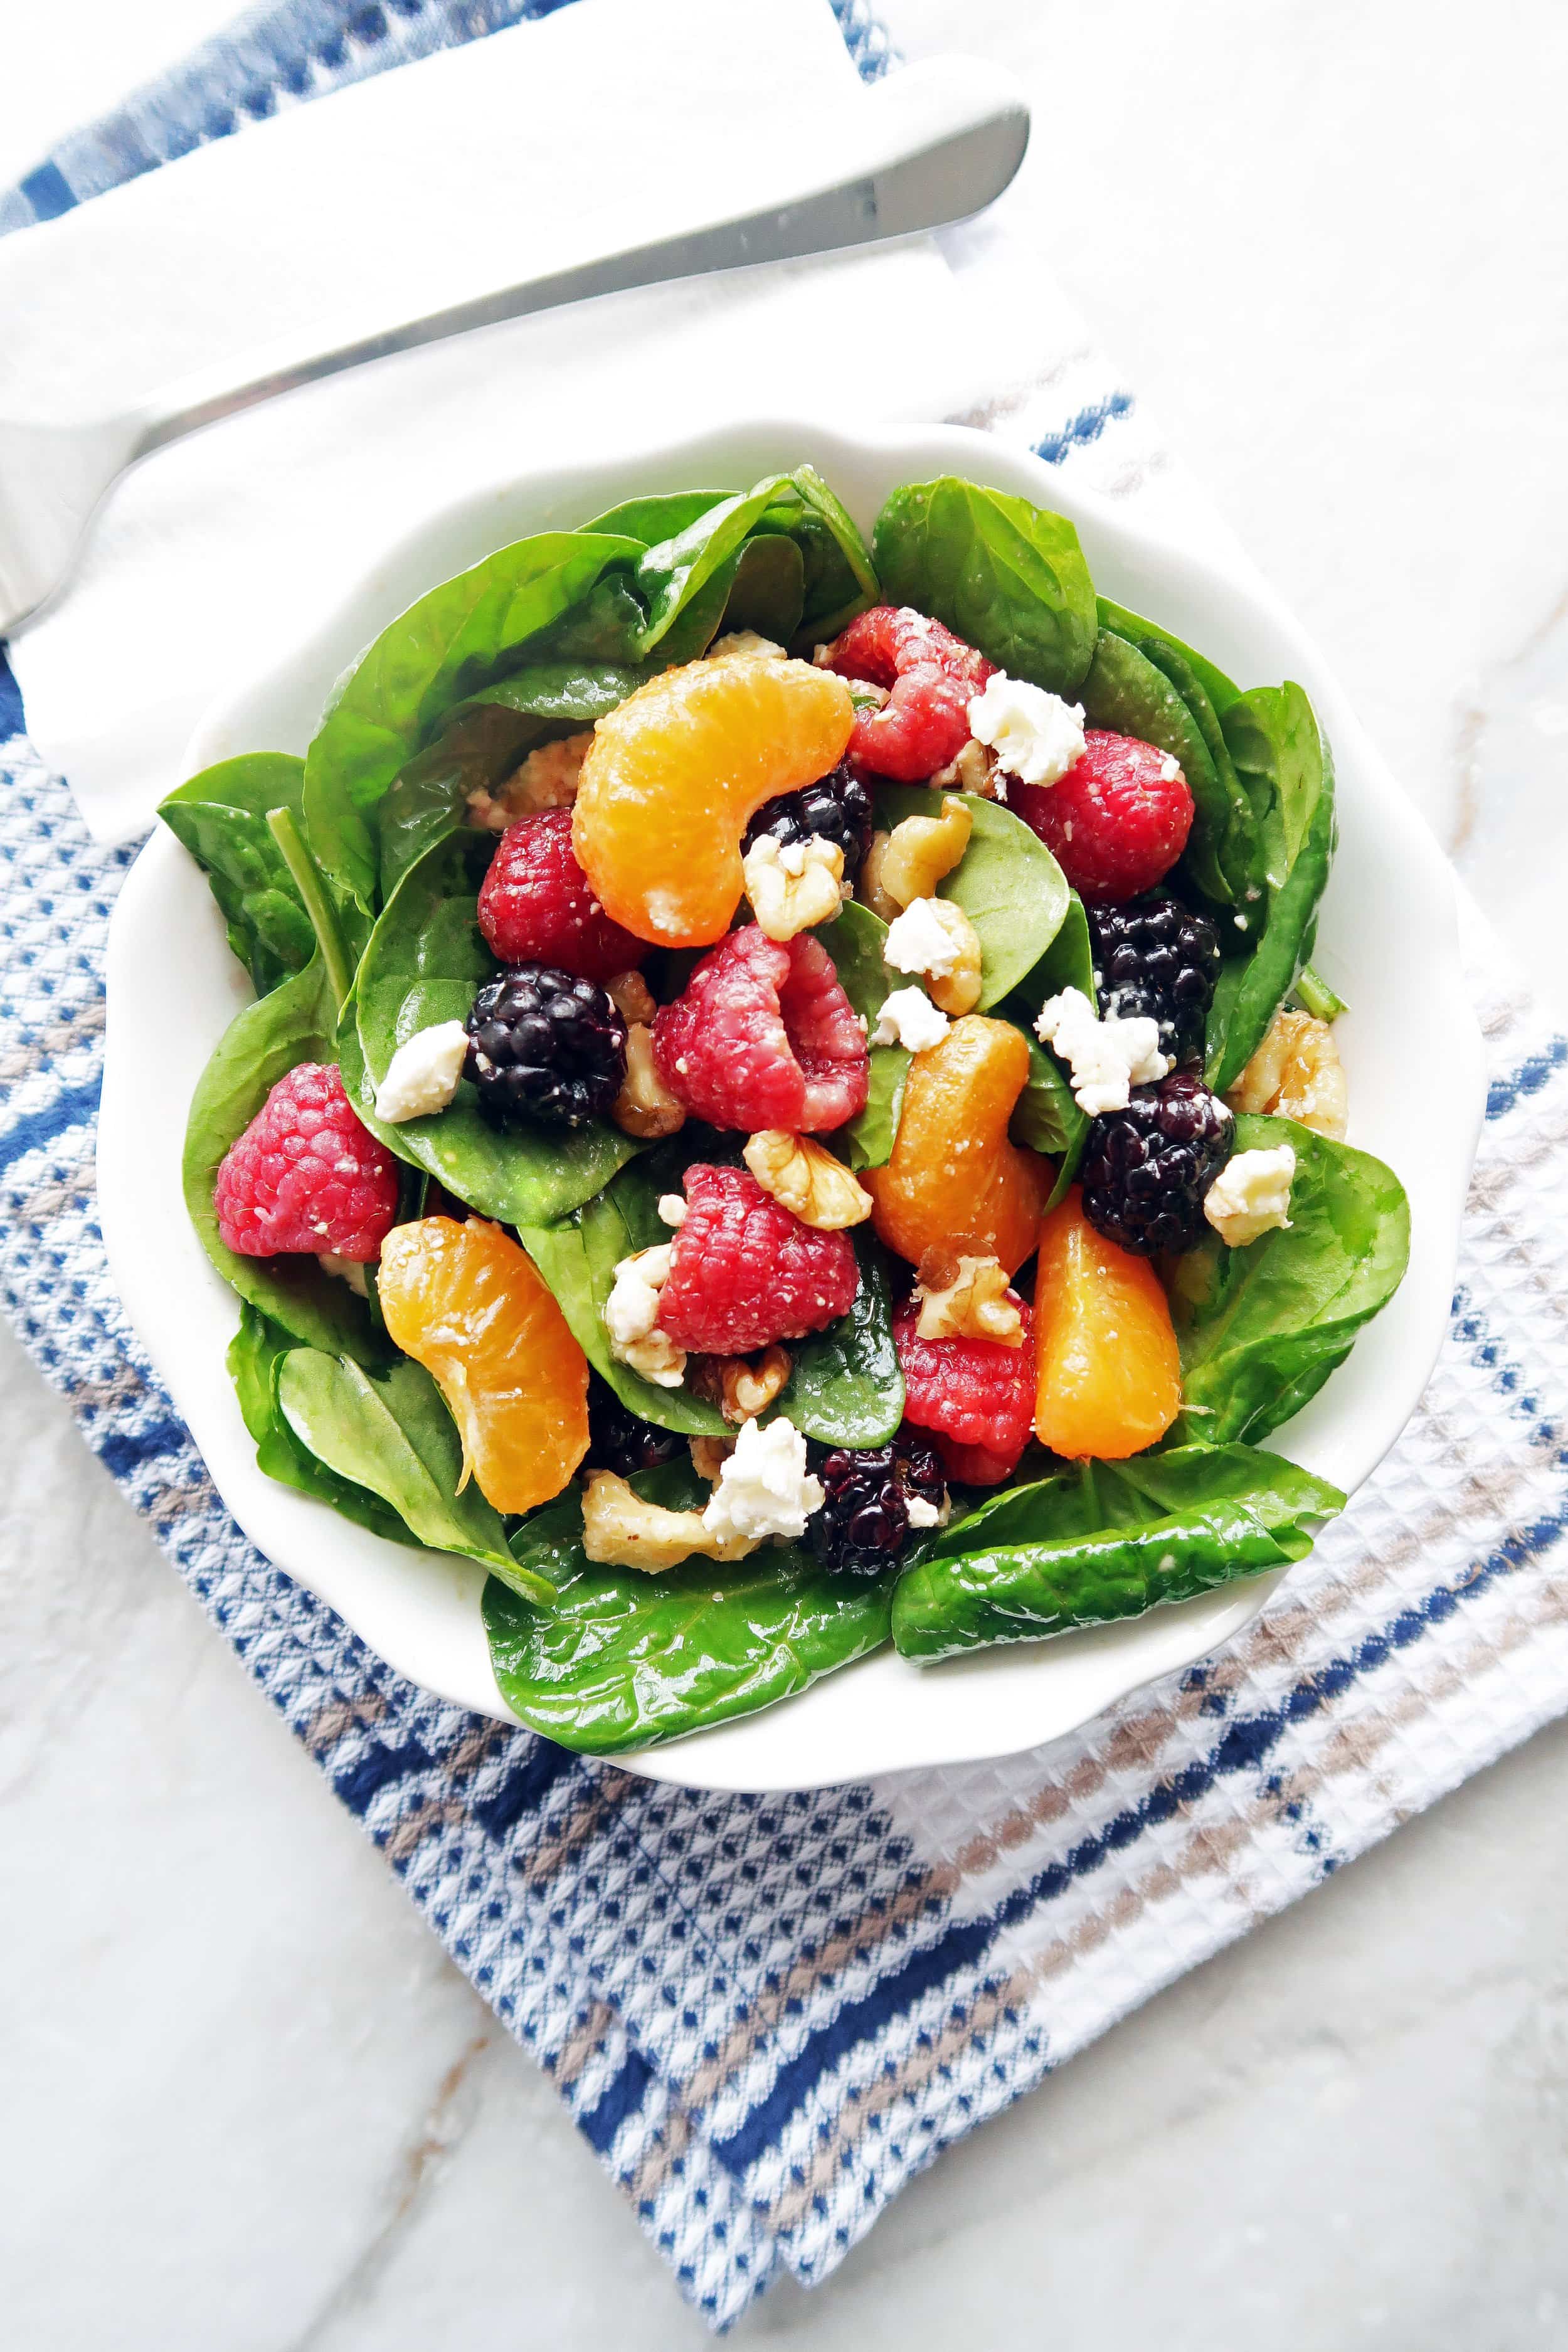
left=0, top=56, right=1027, bottom=640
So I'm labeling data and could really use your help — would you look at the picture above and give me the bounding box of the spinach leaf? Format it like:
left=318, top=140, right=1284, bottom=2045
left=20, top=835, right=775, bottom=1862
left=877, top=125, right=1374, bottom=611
left=302, top=528, right=644, bottom=911
left=891, top=1443, right=1345, bottom=1661
left=454, top=659, right=655, bottom=730
left=183, top=956, right=388, bottom=1360
left=874, top=787, right=1070, bottom=1012
left=721, top=532, right=805, bottom=643
left=778, top=1231, right=903, bottom=1446
left=1081, top=630, right=1258, bottom=906
left=228, top=1305, right=415, bottom=1544
left=1205, top=686, right=1337, bottom=1092
left=811, top=899, right=906, bottom=1171
left=375, top=704, right=540, bottom=905
left=1094, top=595, right=1241, bottom=717
left=634, top=474, right=790, bottom=654
left=785, top=464, right=879, bottom=640
left=872, top=477, right=1097, bottom=695
left=351, top=832, right=642, bottom=1224
left=1005, top=891, right=1096, bottom=1198
left=581, top=490, right=731, bottom=546
left=1171, top=1111, right=1408, bottom=1444
left=484, top=1460, right=892, bottom=1752
left=276, top=1348, right=552, bottom=1597
left=159, top=753, right=316, bottom=997
left=520, top=571, right=649, bottom=665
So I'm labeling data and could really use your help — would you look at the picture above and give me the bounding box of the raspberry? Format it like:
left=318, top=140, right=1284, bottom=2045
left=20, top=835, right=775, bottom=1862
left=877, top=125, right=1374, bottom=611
left=653, top=926, right=868, bottom=1135
left=893, top=1293, right=1035, bottom=1486
left=215, top=1062, right=399, bottom=1262
left=465, top=965, right=627, bottom=1128
left=820, top=605, right=995, bottom=781
left=1013, top=730, right=1194, bottom=903
left=586, top=1369, right=681, bottom=1476
left=1079, top=1071, right=1234, bottom=1256
left=742, top=761, right=874, bottom=884
left=1086, top=895, right=1221, bottom=1066
left=805, top=1430, right=947, bottom=1577
left=655, top=1165, right=859, bottom=1354
left=477, top=810, right=645, bottom=983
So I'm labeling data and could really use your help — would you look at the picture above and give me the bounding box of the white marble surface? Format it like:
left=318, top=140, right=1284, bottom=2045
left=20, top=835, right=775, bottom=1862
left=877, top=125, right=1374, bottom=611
left=5, top=0, right=1568, bottom=2342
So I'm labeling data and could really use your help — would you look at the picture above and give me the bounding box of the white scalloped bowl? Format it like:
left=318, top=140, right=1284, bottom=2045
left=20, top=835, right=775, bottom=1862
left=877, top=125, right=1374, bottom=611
left=99, top=416, right=1483, bottom=1792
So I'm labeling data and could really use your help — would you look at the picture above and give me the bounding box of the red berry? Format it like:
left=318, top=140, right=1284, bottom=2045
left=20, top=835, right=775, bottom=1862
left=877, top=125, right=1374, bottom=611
left=656, top=1165, right=859, bottom=1354
left=893, top=1292, right=1034, bottom=1485
left=477, top=810, right=645, bottom=982
left=1012, top=730, right=1194, bottom=903
left=820, top=605, right=995, bottom=781
left=215, top=1063, right=399, bottom=1262
left=653, top=926, right=869, bottom=1134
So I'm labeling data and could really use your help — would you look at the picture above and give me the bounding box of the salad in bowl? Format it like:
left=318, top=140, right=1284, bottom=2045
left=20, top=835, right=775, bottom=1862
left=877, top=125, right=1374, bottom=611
left=158, top=462, right=1409, bottom=1759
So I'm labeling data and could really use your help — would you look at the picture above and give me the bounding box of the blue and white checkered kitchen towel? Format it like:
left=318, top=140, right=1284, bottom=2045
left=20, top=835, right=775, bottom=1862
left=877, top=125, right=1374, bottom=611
left=5, top=3, right=1568, bottom=2328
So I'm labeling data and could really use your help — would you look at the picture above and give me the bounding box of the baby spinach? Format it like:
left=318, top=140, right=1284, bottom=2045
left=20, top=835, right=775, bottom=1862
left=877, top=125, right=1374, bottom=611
left=1094, top=595, right=1241, bottom=718
left=374, top=704, right=540, bottom=905
left=721, top=532, right=805, bottom=643
left=1081, top=629, right=1258, bottom=907
left=812, top=899, right=906, bottom=1171
left=1171, top=1111, right=1408, bottom=1444
left=1205, top=686, right=1337, bottom=1092
left=276, top=1348, right=553, bottom=1597
left=352, top=832, right=642, bottom=1224
left=872, top=477, right=1098, bottom=695
left=228, top=1305, right=415, bottom=1544
left=778, top=1231, right=903, bottom=1447
left=484, top=1460, right=892, bottom=1752
left=891, top=1443, right=1345, bottom=1661
left=785, top=464, right=880, bottom=640
left=302, top=528, right=644, bottom=912
left=874, top=787, right=1071, bottom=1011
left=159, top=753, right=315, bottom=997
left=581, top=490, right=731, bottom=546
left=633, top=474, right=790, bottom=655
left=183, top=956, right=388, bottom=1361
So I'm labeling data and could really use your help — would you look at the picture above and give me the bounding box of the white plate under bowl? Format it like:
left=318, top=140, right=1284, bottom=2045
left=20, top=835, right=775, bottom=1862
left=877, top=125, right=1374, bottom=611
left=100, top=416, right=1484, bottom=1791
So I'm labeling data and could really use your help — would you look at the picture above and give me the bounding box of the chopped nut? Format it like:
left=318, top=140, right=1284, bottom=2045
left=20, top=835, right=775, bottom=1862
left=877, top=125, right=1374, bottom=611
left=1226, top=1009, right=1347, bottom=1139
left=612, top=1025, right=686, bottom=1140
left=718, top=1346, right=792, bottom=1424
left=859, top=829, right=902, bottom=923
left=689, top=1435, right=736, bottom=1485
left=929, top=739, right=1000, bottom=798
left=581, top=1470, right=756, bottom=1572
left=603, top=1244, right=685, bottom=1387
left=465, top=729, right=593, bottom=826
left=743, top=1130, right=873, bottom=1229
left=913, top=1251, right=1024, bottom=1347
left=921, top=901, right=984, bottom=1017
left=876, top=795, right=973, bottom=911
left=743, top=834, right=845, bottom=941
left=708, top=630, right=786, bottom=662
left=605, top=968, right=658, bottom=1027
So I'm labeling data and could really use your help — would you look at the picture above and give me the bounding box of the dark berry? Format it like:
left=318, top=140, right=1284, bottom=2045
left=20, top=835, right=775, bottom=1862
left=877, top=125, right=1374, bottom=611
left=1079, top=1071, right=1234, bottom=1256
left=586, top=1371, right=681, bottom=1476
left=1086, top=896, right=1222, bottom=1067
left=807, top=1430, right=947, bottom=1579
left=742, top=760, right=874, bottom=883
left=464, top=964, right=627, bottom=1129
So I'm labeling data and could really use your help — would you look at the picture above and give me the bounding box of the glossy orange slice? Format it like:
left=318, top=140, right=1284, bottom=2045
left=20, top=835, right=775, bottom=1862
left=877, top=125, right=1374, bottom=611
left=1033, top=1190, right=1181, bottom=1459
left=864, top=1014, right=1051, bottom=1276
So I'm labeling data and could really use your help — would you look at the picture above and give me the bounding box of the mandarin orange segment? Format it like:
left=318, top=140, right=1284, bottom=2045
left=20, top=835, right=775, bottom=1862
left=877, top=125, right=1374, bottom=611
left=1033, top=1190, right=1181, bottom=1460
left=378, top=1216, right=588, bottom=1513
left=571, top=653, right=855, bottom=948
left=863, top=1015, right=1051, bottom=1276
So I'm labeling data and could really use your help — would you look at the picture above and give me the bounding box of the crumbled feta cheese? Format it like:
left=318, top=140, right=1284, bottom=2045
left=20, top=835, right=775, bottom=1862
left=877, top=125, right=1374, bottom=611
left=967, top=671, right=1086, bottom=787
left=604, top=1244, right=686, bottom=1388
left=1158, top=753, right=1182, bottom=783
left=373, top=1020, right=470, bottom=1123
left=1203, top=1145, right=1296, bottom=1248
left=1033, top=986, right=1172, bottom=1116
left=906, top=1493, right=948, bottom=1529
left=884, top=896, right=960, bottom=980
left=657, top=1194, right=687, bottom=1227
left=317, top=1254, right=368, bottom=1296
left=701, top=1416, right=824, bottom=1545
left=871, top=986, right=951, bottom=1052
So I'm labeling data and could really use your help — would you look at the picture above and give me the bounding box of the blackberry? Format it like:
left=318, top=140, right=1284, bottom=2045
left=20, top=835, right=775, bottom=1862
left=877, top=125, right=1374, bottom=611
left=807, top=1430, right=946, bottom=1579
left=742, top=760, right=874, bottom=884
left=586, top=1371, right=681, bottom=1477
left=1086, top=896, right=1221, bottom=1067
left=1079, top=1071, right=1234, bottom=1257
left=465, top=963, right=627, bottom=1128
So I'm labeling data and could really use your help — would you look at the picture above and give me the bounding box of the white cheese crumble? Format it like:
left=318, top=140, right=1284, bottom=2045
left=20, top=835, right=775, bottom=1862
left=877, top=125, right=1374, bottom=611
left=967, top=671, right=1086, bottom=788
left=373, top=1019, right=470, bottom=1123
left=604, top=1244, right=686, bottom=1388
left=906, top=1493, right=946, bottom=1530
left=657, top=1194, right=687, bottom=1227
left=1033, top=986, right=1172, bottom=1117
left=871, top=986, right=951, bottom=1052
left=317, top=1254, right=368, bottom=1296
left=883, top=896, right=960, bottom=980
left=701, top=1416, right=824, bottom=1545
left=1203, top=1145, right=1296, bottom=1248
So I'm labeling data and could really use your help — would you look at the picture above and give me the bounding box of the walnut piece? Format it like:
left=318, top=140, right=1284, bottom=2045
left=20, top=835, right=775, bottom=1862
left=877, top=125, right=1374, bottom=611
left=742, top=1130, right=872, bottom=1229
left=605, top=968, right=657, bottom=1027
left=930, top=739, right=1000, bottom=797
left=689, top=1435, right=736, bottom=1485
left=465, top=730, right=593, bottom=826
left=921, top=901, right=984, bottom=1017
left=718, top=1346, right=792, bottom=1424
left=708, top=631, right=786, bottom=662
left=743, top=834, right=846, bottom=942
left=859, top=830, right=902, bottom=923
left=581, top=1470, right=757, bottom=1572
left=1226, top=1008, right=1348, bottom=1140
left=914, top=1250, right=1024, bottom=1346
left=613, top=1025, right=686, bottom=1140
left=876, top=795, right=973, bottom=911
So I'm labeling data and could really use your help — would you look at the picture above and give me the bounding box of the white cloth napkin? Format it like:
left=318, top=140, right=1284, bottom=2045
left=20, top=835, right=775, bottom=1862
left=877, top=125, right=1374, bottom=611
left=2, top=0, right=1044, bottom=840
